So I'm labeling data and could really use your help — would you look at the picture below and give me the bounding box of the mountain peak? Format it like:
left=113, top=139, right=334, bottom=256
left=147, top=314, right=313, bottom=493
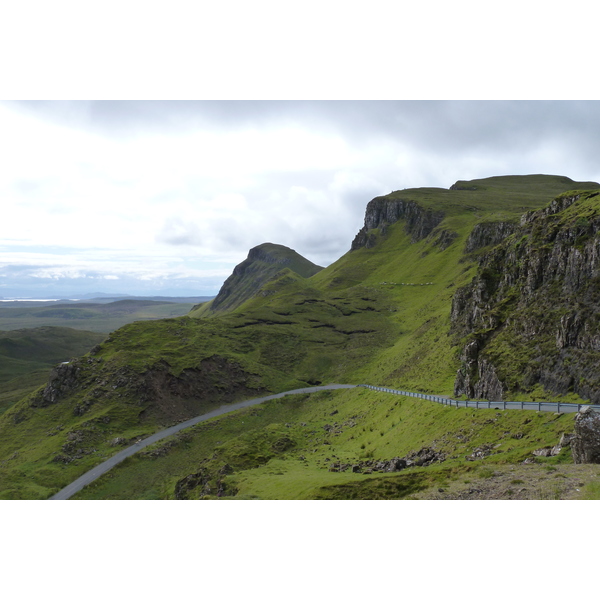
left=209, top=243, right=323, bottom=313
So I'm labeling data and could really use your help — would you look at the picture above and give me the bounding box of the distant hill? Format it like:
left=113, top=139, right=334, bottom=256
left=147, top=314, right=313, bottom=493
left=195, top=243, right=323, bottom=315
left=0, top=298, right=204, bottom=333
left=69, top=295, right=214, bottom=304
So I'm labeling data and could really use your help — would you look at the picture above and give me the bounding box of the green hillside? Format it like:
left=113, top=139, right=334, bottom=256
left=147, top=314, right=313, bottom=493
left=2, top=174, right=600, bottom=500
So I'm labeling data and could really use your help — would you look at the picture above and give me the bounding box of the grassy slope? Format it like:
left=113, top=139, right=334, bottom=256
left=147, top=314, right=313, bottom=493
left=74, top=387, right=576, bottom=500
left=2, top=174, right=599, bottom=500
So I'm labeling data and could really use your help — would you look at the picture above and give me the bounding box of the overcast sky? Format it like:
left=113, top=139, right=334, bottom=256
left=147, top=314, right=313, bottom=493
left=1, top=100, right=600, bottom=298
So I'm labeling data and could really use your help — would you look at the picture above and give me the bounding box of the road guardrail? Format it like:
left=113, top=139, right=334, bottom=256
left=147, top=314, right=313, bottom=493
left=358, top=384, right=600, bottom=414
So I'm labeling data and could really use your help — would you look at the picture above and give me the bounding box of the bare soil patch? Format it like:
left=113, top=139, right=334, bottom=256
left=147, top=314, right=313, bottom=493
left=407, top=463, right=600, bottom=500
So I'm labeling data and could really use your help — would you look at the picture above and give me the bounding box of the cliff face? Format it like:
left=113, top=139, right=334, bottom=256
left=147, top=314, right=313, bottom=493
left=452, top=190, right=600, bottom=402
left=351, top=197, right=445, bottom=249
left=210, top=243, right=323, bottom=313
left=464, top=221, right=517, bottom=253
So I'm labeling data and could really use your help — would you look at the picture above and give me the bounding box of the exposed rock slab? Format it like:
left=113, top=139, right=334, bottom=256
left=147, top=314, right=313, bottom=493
left=571, top=408, right=600, bottom=464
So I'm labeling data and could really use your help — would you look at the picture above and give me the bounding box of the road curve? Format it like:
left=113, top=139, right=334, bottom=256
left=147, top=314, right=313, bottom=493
left=49, top=384, right=357, bottom=500
left=50, top=382, right=600, bottom=499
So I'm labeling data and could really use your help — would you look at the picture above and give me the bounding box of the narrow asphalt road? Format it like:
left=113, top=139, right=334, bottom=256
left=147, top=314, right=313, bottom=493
left=49, top=384, right=357, bottom=500
left=50, top=382, right=600, bottom=499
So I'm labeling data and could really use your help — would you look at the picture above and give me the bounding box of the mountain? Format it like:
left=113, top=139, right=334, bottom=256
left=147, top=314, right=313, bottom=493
left=2, top=174, right=600, bottom=500
left=193, top=242, right=323, bottom=315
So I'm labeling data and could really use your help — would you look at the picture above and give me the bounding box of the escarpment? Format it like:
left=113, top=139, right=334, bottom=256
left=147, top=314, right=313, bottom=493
left=452, top=190, right=600, bottom=402
left=351, top=196, right=445, bottom=249
left=464, top=221, right=517, bottom=253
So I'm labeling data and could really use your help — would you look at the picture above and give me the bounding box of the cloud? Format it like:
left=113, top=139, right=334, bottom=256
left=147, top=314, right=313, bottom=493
left=2, top=100, right=600, bottom=297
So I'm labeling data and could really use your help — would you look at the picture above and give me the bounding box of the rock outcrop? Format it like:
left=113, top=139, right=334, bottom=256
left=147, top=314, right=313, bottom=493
left=30, top=360, right=83, bottom=408
left=464, top=221, right=517, bottom=253
left=452, top=190, right=600, bottom=402
left=351, top=196, right=444, bottom=250
left=328, top=447, right=445, bottom=474
left=571, top=408, right=600, bottom=464
left=30, top=353, right=264, bottom=426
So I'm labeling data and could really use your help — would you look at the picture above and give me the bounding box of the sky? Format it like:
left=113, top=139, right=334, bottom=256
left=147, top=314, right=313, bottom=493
left=2, top=100, right=600, bottom=298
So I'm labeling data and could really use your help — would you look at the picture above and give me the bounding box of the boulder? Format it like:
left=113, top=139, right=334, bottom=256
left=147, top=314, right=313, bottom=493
left=386, top=458, right=407, bottom=472
left=571, top=408, right=600, bottom=463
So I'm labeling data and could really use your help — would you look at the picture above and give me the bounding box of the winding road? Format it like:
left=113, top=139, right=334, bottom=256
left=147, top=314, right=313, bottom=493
left=49, top=382, right=600, bottom=499
left=49, top=384, right=357, bottom=500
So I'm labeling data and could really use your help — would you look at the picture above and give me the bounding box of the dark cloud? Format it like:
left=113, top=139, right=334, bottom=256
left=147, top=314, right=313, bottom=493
left=7, top=100, right=310, bottom=139
left=8, top=100, right=600, bottom=170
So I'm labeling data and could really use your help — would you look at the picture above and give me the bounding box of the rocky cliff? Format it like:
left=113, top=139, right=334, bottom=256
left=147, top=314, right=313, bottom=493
left=351, top=196, right=445, bottom=249
left=464, top=221, right=517, bottom=253
left=452, top=189, right=600, bottom=402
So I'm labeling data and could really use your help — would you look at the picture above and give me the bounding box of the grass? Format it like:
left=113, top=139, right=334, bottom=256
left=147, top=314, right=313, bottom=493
left=2, top=174, right=599, bottom=499
left=580, top=481, right=600, bottom=499
left=69, top=386, right=579, bottom=500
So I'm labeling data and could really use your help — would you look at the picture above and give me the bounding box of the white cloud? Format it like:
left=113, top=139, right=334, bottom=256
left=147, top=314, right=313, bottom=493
left=2, top=100, right=600, bottom=297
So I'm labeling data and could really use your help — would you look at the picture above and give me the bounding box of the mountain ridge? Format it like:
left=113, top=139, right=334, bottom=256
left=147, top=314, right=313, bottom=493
left=3, top=173, right=600, bottom=499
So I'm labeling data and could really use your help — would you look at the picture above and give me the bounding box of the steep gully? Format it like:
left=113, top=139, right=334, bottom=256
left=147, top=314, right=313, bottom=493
left=50, top=383, right=600, bottom=499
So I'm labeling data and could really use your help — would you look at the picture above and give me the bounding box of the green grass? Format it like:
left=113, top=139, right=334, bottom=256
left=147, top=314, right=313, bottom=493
left=1, top=174, right=599, bottom=499
left=69, top=385, right=578, bottom=500
left=580, top=481, right=600, bottom=499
